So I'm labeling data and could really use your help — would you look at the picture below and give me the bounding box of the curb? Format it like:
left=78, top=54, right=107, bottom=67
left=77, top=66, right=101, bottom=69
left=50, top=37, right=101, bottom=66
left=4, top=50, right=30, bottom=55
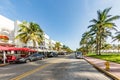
left=85, top=58, right=120, bottom=80
left=0, top=63, right=9, bottom=67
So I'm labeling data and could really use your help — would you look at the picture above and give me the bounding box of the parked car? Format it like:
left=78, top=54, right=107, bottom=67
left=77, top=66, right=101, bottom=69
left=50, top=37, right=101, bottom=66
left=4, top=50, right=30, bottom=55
left=0, top=55, right=17, bottom=64
left=58, top=52, right=66, bottom=55
left=75, top=52, right=83, bottom=59
left=33, top=53, right=45, bottom=60
left=47, top=52, right=58, bottom=57
left=15, top=53, right=45, bottom=63
left=6, top=55, right=17, bottom=63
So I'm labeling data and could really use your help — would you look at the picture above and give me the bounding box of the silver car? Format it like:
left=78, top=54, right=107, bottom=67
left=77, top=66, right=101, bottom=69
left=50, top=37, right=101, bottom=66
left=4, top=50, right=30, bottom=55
left=75, top=52, right=83, bottom=59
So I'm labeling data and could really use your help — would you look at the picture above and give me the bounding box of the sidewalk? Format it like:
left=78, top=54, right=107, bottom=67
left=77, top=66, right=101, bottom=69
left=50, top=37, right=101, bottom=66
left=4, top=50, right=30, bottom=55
left=0, top=63, right=9, bottom=67
left=85, top=57, right=120, bottom=80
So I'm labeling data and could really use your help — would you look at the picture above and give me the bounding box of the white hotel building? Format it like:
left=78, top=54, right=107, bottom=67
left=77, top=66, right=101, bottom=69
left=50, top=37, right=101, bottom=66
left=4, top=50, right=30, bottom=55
left=0, top=15, right=58, bottom=52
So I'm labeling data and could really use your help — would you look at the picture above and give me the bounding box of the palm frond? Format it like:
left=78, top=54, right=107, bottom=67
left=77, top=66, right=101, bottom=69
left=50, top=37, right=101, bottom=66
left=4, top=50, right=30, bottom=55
left=97, top=10, right=102, bottom=21
left=107, top=15, right=112, bottom=18
left=90, top=19, right=98, bottom=23
left=103, top=22, right=116, bottom=28
left=115, top=31, right=120, bottom=34
left=112, top=35, right=120, bottom=42
left=88, top=24, right=96, bottom=28
left=106, top=15, right=120, bottom=22
left=104, top=7, right=112, bottom=15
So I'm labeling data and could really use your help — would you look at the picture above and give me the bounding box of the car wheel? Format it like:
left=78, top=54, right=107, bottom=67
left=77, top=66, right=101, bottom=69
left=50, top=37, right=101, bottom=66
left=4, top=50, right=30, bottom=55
left=26, top=60, right=30, bottom=63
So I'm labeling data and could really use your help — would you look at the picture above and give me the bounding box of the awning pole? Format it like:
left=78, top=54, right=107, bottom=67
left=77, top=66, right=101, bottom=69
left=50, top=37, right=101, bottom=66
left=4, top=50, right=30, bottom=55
left=3, top=51, right=6, bottom=64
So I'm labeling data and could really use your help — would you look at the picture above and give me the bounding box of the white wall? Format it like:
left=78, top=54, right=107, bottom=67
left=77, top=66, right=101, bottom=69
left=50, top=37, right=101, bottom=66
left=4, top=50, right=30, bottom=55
left=14, top=20, right=26, bottom=47
left=0, top=15, right=14, bottom=44
left=0, top=15, right=60, bottom=49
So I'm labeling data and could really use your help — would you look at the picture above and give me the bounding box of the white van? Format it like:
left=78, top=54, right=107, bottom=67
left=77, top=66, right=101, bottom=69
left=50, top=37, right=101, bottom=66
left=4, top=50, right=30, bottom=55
left=75, top=52, right=83, bottom=59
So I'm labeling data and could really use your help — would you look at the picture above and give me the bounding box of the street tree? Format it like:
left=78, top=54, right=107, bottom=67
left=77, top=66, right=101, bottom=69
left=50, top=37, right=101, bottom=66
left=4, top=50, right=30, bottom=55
left=113, top=31, right=120, bottom=52
left=88, top=7, right=120, bottom=55
left=54, top=42, right=61, bottom=51
left=62, top=45, right=73, bottom=53
left=80, top=30, right=96, bottom=54
left=15, top=21, right=44, bottom=48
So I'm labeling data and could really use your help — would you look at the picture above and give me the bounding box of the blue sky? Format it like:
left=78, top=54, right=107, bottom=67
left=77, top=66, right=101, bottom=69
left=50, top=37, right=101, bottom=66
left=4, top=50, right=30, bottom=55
left=0, top=0, right=120, bottom=50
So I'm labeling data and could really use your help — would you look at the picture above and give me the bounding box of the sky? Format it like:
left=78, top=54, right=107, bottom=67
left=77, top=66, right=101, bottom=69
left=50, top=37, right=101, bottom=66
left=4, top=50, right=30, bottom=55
left=0, top=0, right=120, bottom=50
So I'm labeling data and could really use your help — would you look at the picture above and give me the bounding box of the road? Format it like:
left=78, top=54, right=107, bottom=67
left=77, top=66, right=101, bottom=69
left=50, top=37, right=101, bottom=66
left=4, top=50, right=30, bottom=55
left=0, top=54, right=112, bottom=80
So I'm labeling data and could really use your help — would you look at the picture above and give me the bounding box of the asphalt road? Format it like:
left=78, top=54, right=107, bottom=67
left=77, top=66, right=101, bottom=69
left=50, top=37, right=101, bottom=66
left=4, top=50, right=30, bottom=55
left=0, top=54, right=112, bottom=80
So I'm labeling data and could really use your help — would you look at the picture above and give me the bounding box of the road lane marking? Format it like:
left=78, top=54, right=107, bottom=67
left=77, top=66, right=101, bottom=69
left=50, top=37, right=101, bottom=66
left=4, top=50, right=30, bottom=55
left=10, top=63, right=51, bottom=80
left=10, top=58, right=63, bottom=80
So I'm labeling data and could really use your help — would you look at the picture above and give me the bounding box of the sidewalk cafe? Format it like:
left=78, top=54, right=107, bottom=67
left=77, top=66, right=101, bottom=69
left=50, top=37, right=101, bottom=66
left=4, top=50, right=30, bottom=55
left=0, top=46, right=36, bottom=64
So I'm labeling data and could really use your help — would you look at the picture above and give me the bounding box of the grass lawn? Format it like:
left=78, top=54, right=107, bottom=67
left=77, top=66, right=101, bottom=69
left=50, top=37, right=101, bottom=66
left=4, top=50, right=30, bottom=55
left=87, top=53, right=120, bottom=64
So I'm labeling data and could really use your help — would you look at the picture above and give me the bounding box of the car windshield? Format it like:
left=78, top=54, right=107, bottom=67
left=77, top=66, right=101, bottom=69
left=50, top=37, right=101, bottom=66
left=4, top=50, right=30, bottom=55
left=76, top=52, right=82, bottom=55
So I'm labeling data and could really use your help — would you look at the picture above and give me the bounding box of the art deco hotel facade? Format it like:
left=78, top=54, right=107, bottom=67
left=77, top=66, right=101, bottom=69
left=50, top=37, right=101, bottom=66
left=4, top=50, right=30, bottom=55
left=0, top=15, right=58, bottom=52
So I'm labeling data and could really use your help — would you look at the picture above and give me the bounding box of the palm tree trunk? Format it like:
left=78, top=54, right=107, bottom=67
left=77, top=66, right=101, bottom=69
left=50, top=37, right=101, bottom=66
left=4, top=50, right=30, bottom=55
left=33, top=40, right=36, bottom=49
left=98, top=26, right=102, bottom=55
left=99, top=38, right=101, bottom=55
left=96, top=35, right=99, bottom=55
left=117, top=41, right=119, bottom=53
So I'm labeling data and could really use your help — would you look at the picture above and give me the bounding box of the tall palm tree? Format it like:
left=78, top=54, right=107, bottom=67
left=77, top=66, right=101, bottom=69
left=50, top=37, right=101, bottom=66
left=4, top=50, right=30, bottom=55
left=62, top=45, right=72, bottom=52
left=54, top=42, right=61, bottom=51
left=88, top=7, right=120, bottom=55
left=113, top=32, right=120, bottom=41
left=102, top=43, right=112, bottom=53
left=62, top=45, right=68, bottom=51
left=15, top=21, right=44, bottom=48
left=80, top=31, right=90, bottom=46
left=80, top=31, right=95, bottom=54
left=113, top=32, right=120, bottom=52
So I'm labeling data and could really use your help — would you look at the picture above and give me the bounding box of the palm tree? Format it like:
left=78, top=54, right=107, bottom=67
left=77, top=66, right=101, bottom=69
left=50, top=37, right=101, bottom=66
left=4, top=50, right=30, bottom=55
left=62, top=45, right=68, bottom=51
left=113, top=32, right=120, bottom=41
left=54, top=42, right=61, bottom=51
left=88, top=7, right=120, bottom=55
left=80, top=31, right=95, bottom=54
left=15, top=21, right=44, bottom=48
left=80, top=32, right=89, bottom=46
left=102, top=43, right=112, bottom=53
left=113, top=32, right=120, bottom=53
left=62, top=45, right=72, bottom=53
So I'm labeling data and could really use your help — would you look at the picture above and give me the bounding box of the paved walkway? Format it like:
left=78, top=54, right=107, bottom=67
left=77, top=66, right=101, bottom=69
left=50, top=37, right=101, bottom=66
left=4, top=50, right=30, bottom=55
left=85, top=57, right=120, bottom=80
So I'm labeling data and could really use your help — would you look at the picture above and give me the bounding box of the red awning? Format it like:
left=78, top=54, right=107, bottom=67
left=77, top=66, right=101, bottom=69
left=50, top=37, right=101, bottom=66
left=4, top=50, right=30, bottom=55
left=19, top=48, right=31, bottom=52
left=0, top=46, right=9, bottom=51
left=0, top=46, right=36, bottom=52
left=29, top=49, right=36, bottom=52
left=7, top=47, right=21, bottom=51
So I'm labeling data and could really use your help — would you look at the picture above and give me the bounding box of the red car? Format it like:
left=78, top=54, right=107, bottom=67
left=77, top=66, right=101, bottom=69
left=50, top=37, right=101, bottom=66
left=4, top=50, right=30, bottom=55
left=6, top=55, right=17, bottom=63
